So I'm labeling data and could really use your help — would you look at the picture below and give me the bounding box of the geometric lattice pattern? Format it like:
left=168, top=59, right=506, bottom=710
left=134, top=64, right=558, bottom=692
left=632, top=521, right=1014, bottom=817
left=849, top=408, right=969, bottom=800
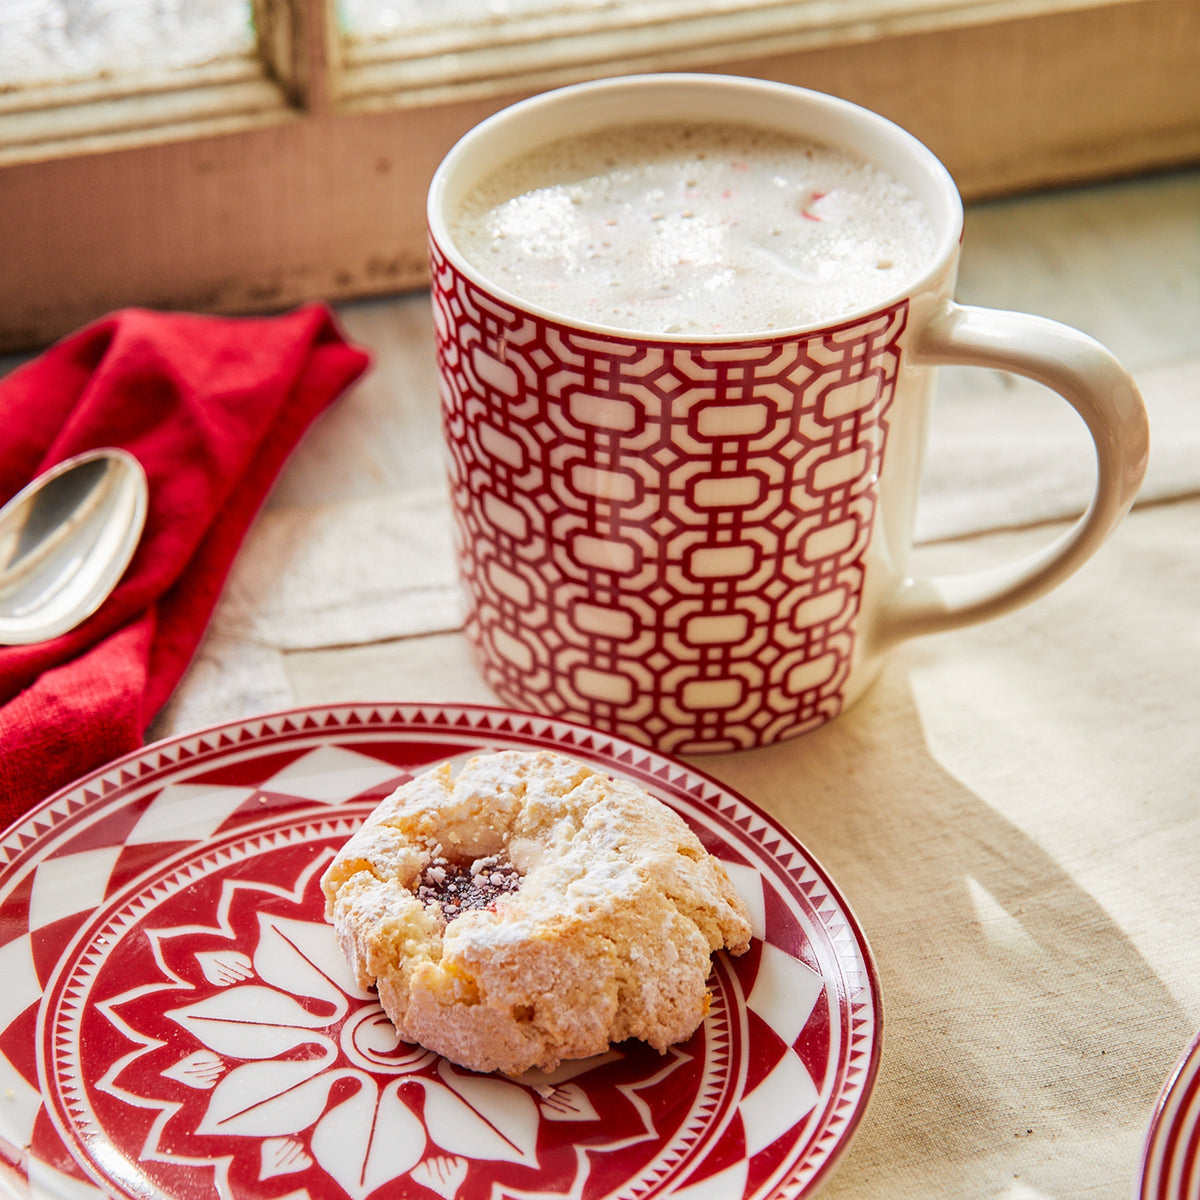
left=432, top=243, right=907, bottom=753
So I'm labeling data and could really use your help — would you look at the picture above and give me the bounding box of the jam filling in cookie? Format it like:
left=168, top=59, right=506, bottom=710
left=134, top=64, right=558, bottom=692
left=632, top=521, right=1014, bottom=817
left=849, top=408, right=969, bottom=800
left=416, top=853, right=522, bottom=921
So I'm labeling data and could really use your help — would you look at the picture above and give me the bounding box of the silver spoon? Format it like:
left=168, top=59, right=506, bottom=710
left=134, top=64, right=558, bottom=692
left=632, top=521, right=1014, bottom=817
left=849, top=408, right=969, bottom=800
left=0, top=448, right=149, bottom=645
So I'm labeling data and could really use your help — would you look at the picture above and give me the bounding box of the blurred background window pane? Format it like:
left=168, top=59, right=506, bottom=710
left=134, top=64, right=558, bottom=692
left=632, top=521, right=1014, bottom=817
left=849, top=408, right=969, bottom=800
left=338, top=0, right=672, bottom=39
left=0, top=0, right=257, bottom=89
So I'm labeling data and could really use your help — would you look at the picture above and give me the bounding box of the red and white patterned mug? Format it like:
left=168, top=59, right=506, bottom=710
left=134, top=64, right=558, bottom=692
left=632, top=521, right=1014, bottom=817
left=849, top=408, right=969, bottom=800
left=428, top=74, right=1149, bottom=755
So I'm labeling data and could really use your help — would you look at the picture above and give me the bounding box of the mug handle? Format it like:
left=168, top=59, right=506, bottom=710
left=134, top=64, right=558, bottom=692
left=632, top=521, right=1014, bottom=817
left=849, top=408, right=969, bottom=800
left=875, top=300, right=1151, bottom=647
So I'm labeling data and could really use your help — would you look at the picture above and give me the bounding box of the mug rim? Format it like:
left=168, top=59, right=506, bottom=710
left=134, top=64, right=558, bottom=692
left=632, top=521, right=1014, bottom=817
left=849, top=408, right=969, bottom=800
left=427, top=72, right=964, bottom=343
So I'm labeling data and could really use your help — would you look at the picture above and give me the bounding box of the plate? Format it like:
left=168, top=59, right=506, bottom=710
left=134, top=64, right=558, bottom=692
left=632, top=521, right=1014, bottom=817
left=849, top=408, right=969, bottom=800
left=0, top=703, right=880, bottom=1200
left=1137, top=1031, right=1200, bottom=1200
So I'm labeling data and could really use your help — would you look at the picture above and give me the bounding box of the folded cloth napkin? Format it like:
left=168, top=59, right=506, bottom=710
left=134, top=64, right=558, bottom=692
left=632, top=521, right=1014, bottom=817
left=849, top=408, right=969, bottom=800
left=0, top=303, right=370, bottom=827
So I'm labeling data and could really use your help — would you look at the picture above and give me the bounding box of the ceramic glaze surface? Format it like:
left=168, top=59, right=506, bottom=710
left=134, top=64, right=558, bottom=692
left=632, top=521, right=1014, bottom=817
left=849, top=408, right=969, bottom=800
left=1137, top=1031, right=1200, bottom=1200
left=0, top=703, right=880, bottom=1200
left=433, top=244, right=905, bottom=753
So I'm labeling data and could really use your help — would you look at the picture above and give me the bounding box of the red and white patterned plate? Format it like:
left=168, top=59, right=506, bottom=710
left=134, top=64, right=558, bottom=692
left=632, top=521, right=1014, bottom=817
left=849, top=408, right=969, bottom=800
left=1137, top=1031, right=1200, bottom=1200
left=0, top=703, right=880, bottom=1200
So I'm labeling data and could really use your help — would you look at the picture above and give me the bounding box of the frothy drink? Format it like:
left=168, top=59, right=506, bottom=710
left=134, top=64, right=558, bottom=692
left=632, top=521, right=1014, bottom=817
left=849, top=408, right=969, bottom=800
left=450, top=121, right=937, bottom=335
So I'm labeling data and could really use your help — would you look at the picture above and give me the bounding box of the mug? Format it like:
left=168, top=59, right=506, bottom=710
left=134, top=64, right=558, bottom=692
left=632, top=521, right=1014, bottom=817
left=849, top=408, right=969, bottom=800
left=427, top=74, right=1149, bottom=755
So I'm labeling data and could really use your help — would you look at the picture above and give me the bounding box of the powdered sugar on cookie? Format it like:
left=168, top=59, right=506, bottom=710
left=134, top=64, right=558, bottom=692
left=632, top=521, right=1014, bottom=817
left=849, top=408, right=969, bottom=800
left=320, top=749, right=752, bottom=1075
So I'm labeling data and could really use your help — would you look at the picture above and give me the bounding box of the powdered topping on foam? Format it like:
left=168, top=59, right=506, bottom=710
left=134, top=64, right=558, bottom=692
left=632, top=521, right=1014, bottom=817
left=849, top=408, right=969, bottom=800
left=450, top=121, right=937, bottom=335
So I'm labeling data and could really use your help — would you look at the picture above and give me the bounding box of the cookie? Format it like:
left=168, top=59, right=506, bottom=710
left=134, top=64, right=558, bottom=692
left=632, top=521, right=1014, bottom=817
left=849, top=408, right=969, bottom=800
left=321, top=748, right=752, bottom=1075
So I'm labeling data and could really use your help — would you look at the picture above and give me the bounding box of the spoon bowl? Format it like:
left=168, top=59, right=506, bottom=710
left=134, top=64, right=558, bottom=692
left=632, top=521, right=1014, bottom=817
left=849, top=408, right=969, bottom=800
left=0, top=448, right=149, bottom=645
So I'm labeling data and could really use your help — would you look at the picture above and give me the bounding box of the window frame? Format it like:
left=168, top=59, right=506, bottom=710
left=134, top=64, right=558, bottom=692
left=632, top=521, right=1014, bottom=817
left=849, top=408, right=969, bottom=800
left=2, top=0, right=1198, bottom=354
left=334, top=0, right=1127, bottom=110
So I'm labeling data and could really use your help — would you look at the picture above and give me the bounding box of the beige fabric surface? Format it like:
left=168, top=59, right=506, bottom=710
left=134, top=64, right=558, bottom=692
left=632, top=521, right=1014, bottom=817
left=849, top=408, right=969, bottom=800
left=704, top=501, right=1200, bottom=1199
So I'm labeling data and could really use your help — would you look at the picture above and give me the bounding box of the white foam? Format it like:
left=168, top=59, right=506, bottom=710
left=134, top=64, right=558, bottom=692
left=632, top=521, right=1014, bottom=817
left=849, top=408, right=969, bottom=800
left=450, top=122, right=937, bottom=336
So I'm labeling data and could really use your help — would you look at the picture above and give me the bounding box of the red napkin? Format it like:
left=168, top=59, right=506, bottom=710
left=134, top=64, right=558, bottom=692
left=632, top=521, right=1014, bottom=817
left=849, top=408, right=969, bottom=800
left=0, top=304, right=370, bottom=827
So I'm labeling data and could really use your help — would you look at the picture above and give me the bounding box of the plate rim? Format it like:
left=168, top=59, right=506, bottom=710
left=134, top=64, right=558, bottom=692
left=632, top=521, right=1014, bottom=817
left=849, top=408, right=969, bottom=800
left=1136, top=1028, right=1200, bottom=1200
